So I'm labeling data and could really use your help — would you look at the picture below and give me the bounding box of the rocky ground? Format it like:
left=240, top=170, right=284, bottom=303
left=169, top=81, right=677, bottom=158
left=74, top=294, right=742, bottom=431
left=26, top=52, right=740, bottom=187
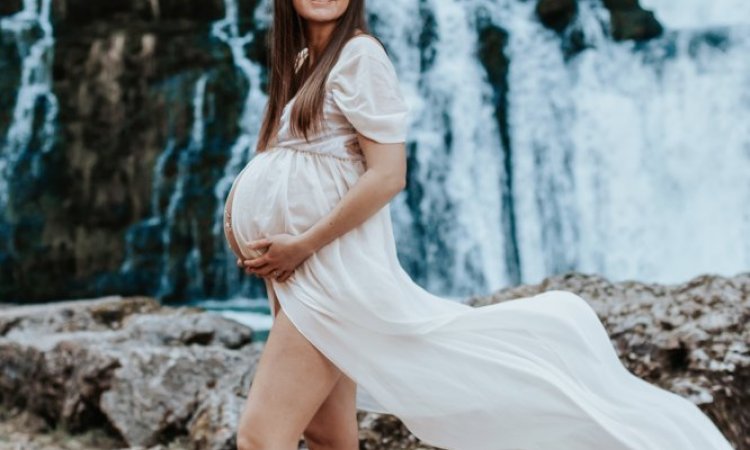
left=1, top=271, right=747, bottom=449
left=0, top=406, right=125, bottom=450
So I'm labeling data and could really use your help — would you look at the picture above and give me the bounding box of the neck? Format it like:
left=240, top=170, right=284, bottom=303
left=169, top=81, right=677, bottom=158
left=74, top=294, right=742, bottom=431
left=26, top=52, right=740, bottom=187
left=304, top=21, right=338, bottom=63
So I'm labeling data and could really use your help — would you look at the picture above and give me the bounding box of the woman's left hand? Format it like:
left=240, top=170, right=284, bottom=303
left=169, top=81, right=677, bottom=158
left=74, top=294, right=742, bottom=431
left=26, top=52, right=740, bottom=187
left=239, top=233, right=315, bottom=282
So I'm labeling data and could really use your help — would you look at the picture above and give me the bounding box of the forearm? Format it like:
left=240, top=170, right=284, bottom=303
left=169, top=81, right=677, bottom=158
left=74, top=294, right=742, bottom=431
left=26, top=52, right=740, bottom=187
left=301, top=169, right=404, bottom=253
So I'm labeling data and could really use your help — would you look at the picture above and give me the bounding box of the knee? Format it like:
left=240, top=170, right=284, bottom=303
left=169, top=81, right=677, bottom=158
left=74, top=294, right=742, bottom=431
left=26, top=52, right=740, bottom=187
left=236, top=432, right=258, bottom=450
left=237, top=428, right=273, bottom=450
left=237, top=414, right=298, bottom=450
left=237, top=432, right=299, bottom=450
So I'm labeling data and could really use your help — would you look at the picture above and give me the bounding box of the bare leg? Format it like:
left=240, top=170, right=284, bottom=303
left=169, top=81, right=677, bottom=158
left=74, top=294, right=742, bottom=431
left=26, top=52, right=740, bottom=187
left=303, top=374, right=359, bottom=450
left=236, top=300, right=343, bottom=450
left=264, top=280, right=358, bottom=449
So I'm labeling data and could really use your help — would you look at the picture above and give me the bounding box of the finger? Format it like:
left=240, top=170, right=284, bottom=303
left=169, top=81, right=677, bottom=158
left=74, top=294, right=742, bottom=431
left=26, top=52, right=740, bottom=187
left=279, top=271, right=292, bottom=282
left=243, top=257, right=268, bottom=268
left=245, top=264, right=271, bottom=276
left=245, top=264, right=267, bottom=275
left=257, top=266, right=279, bottom=277
left=248, top=238, right=271, bottom=250
left=243, top=263, right=264, bottom=274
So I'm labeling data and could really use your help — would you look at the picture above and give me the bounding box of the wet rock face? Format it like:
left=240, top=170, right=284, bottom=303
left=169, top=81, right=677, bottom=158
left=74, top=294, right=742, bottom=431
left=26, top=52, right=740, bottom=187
left=0, top=0, right=258, bottom=302
left=0, top=0, right=22, bottom=16
left=536, top=0, right=578, bottom=33
left=51, top=0, right=226, bottom=25
left=0, top=296, right=258, bottom=449
left=601, top=0, right=663, bottom=41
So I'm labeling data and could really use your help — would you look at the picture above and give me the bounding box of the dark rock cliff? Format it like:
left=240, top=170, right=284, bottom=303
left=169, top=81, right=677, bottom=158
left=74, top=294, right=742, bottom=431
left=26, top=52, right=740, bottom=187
left=1, top=0, right=260, bottom=301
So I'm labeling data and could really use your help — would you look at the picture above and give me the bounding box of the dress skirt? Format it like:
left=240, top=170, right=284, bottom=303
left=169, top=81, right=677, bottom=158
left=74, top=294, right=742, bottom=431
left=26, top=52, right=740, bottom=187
left=229, top=145, right=734, bottom=450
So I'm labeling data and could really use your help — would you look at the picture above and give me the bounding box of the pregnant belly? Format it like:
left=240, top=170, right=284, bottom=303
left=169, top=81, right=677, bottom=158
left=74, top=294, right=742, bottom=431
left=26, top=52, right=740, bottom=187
left=224, top=148, right=364, bottom=259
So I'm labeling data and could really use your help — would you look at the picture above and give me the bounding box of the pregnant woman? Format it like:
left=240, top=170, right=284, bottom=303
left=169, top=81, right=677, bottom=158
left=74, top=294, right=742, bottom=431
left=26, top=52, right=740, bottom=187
left=223, top=1, right=734, bottom=449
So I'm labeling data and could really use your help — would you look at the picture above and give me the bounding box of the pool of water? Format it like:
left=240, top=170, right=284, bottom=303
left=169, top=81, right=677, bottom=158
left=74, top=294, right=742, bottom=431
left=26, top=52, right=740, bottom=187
left=175, top=296, right=273, bottom=342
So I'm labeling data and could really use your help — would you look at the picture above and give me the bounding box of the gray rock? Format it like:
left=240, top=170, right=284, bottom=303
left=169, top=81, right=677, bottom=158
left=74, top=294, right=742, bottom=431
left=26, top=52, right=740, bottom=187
left=0, top=296, right=160, bottom=337
left=120, top=311, right=252, bottom=349
left=0, top=274, right=745, bottom=449
left=0, top=295, right=261, bottom=448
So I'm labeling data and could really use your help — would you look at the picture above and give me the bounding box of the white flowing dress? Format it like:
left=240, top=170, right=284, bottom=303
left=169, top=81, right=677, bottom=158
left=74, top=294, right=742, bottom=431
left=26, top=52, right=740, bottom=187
left=226, top=35, right=734, bottom=450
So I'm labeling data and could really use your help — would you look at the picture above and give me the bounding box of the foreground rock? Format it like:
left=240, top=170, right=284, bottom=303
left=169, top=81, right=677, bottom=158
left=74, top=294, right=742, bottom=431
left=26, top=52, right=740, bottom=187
left=0, top=296, right=260, bottom=449
left=1, top=271, right=747, bottom=449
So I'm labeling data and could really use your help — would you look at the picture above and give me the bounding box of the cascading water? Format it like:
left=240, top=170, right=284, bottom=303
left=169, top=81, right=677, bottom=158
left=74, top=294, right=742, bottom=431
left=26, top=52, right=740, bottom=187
left=0, top=0, right=57, bottom=211
left=469, top=0, right=750, bottom=284
left=1, top=0, right=748, bottom=317
left=640, top=0, right=750, bottom=29
left=357, top=0, right=749, bottom=290
left=367, top=0, right=511, bottom=297
left=157, top=74, right=210, bottom=299
left=210, top=0, right=270, bottom=299
left=120, top=75, right=211, bottom=299
left=196, top=0, right=276, bottom=330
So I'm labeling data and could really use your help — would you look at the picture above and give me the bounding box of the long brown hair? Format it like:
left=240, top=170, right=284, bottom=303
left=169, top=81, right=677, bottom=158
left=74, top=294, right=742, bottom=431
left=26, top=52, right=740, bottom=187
left=255, top=0, right=381, bottom=153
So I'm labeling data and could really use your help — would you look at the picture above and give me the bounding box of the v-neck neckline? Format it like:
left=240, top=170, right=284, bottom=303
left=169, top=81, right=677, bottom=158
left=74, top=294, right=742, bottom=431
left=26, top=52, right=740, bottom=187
left=283, top=46, right=309, bottom=113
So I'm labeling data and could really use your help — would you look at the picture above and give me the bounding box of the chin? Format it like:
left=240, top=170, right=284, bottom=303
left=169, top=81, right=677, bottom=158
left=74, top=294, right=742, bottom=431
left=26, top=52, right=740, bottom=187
left=298, top=0, right=346, bottom=22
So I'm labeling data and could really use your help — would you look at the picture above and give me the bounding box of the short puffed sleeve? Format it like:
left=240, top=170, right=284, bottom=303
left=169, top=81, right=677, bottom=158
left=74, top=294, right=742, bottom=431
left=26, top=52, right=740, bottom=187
left=327, top=37, right=411, bottom=144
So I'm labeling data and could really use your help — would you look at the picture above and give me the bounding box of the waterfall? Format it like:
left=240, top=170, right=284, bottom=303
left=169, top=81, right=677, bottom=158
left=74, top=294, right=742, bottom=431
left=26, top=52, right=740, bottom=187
left=156, top=75, right=210, bottom=298
left=210, top=0, right=270, bottom=299
left=366, top=0, right=749, bottom=288
left=120, top=75, right=211, bottom=298
left=131, top=0, right=750, bottom=302
left=368, top=0, right=511, bottom=297
left=482, top=0, right=750, bottom=284
left=640, top=0, right=750, bottom=29
left=0, top=0, right=58, bottom=211
left=2, top=0, right=747, bottom=306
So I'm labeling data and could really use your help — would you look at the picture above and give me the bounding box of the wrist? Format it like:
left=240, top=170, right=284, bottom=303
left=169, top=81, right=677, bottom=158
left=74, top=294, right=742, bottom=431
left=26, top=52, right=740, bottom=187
left=299, top=229, right=321, bottom=256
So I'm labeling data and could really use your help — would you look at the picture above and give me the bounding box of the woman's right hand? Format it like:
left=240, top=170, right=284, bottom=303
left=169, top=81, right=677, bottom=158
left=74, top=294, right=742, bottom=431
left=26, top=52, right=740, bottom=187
left=235, top=238, right=283, bottom=280
left=238, top=233, right=314, bottom=283
left=237, top=256, right=293, bottom=282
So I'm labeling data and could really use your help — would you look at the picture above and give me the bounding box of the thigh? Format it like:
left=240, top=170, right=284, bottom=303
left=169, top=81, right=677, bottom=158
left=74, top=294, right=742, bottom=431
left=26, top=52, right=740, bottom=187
left=303, top=373, right=358, bottom=447
left=238, top=304, right=343, bottom=446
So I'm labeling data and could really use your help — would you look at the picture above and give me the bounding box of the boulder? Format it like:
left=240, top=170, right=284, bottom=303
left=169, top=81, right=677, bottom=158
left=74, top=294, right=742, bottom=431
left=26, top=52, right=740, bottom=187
left=536, top=0, right=578, bottom=33
left=1, top=271, right=746, bottom=449
left=0, top=295, right=261, bottom=448
left=601, top=0, right=663, bottom=41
